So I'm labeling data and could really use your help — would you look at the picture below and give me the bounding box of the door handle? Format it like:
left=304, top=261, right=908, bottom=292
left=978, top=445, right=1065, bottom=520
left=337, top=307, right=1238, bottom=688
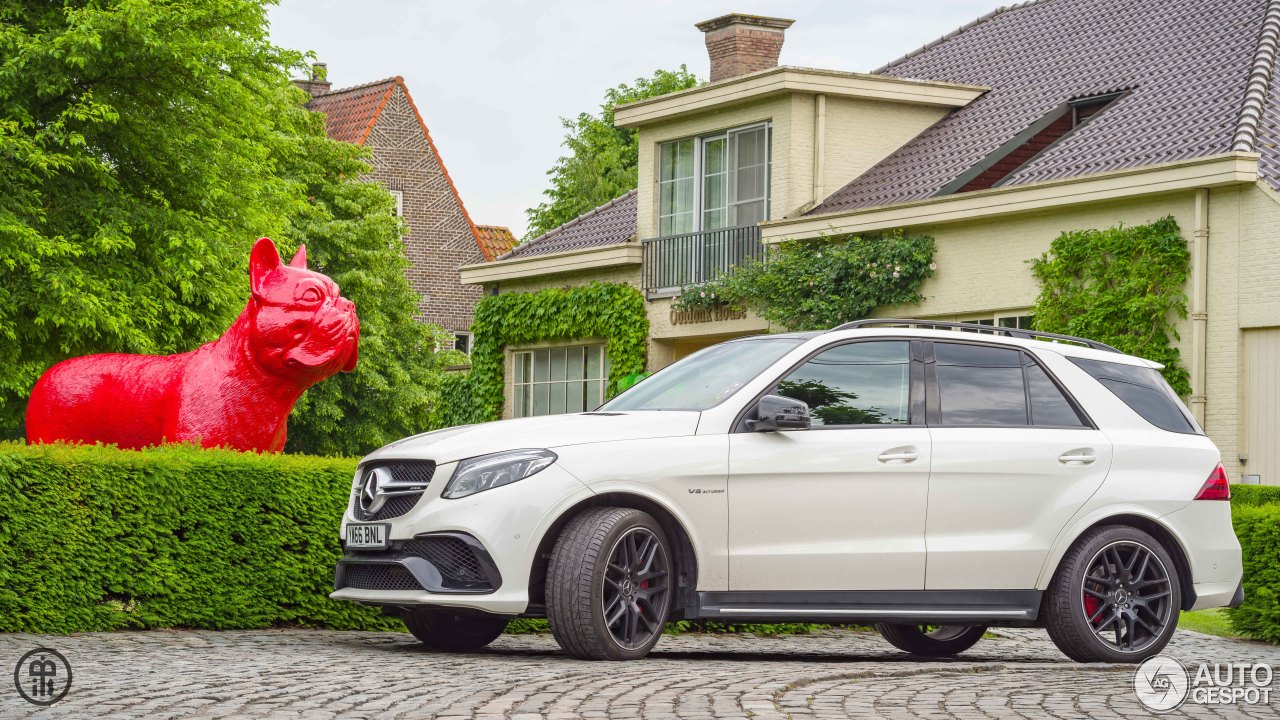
left=878, top=448, right=919, bottom=463
left=1059, top=449, right=1097, bottom=466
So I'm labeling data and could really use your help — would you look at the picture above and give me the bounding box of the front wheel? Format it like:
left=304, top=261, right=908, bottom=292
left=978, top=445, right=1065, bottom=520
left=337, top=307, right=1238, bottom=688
left=546, top=507, right=673, bottom=660
left=1044, top=526, right=1181, bottom=663
left=404, top=609, right=507, bottom=652
left=876, top=624, right=986, bottom=656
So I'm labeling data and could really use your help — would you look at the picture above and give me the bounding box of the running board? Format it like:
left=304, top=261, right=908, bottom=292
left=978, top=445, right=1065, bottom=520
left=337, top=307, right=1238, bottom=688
left=692, top=590, right=1043, bottom=625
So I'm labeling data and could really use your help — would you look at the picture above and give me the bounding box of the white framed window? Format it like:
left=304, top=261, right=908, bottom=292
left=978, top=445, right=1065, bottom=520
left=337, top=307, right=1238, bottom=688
left=513, top=345, right=609, bottom=418
left=959, top=312, right=1035, bottom=331
left=389, top=189, right=404, bottom=217
left=453, top=332, right=473, bottom=355
left=658, top=122, right=770, bottom=237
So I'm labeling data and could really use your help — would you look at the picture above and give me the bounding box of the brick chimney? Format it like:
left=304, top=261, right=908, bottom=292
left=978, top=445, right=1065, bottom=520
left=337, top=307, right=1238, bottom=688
left=696, top=13, right=794, bottom=83
left=293, top=62, right=331, bottom=97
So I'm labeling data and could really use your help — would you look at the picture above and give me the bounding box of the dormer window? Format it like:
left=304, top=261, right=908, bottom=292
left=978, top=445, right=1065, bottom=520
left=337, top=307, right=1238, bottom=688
left=658, top=123, right=771, bottom=236
left=941, top=91, right=1125, bottom=195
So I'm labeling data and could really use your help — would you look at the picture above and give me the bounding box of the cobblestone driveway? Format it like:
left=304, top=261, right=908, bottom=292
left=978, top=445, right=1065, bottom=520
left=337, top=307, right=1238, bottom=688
left=1, top=627, right=1276, bottom=719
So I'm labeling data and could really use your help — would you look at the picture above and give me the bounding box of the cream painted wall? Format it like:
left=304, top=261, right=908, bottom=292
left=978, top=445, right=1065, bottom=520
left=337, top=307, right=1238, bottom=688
left=634, top=92, right=952, bottom=239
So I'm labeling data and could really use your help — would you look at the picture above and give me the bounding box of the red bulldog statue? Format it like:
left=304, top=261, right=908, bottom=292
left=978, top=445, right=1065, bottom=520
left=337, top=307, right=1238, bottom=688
left=25, top=237, right=359, bottom=452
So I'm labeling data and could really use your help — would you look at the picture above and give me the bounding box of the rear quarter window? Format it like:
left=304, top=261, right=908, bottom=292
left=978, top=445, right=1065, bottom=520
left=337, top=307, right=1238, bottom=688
left=1069, top=357, right=1199, bottom=434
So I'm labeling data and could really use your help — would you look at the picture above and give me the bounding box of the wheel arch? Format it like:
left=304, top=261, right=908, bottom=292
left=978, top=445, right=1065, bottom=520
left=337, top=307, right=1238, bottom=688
left=1042, top=512, right=1197, bottom=611
left=527, top=491, right=700, bottom=618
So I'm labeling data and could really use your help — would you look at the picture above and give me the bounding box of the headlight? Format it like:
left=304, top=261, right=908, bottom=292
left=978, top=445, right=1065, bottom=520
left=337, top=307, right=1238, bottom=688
left=442, top=449, right=558, bottom=499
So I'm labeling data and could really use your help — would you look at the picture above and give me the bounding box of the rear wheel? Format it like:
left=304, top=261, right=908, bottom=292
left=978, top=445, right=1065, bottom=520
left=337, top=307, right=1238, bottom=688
left=876, top=624, right=986, bottom=656
left=1045, top=526, right=1180, bottom=663
left=404, top=609, right=507, bottom=652
left=546, top=507, right=673, bottom=660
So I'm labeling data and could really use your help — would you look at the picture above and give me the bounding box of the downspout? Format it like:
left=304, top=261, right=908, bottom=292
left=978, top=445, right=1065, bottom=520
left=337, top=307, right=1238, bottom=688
left=1190, top=189, right=1209, bottom=425
left=812, top=94, right=827, bottom=206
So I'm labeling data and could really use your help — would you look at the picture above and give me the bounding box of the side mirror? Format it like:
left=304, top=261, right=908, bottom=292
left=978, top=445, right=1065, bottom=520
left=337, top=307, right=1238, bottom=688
left=746, top=394, right=811, bottom=432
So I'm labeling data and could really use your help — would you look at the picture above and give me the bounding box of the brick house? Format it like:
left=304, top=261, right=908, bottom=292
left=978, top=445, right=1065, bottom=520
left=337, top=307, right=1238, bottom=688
left=297, top=67, right=515, bottom=350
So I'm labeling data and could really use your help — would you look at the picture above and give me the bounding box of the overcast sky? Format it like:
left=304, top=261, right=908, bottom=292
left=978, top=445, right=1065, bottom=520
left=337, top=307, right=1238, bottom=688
left=267, top=1, right=1000, bottom=238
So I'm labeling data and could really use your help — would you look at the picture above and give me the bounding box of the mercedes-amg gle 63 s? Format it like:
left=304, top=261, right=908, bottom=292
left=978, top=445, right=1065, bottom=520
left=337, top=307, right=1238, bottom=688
left=332, top=319, right=1243, bottom=662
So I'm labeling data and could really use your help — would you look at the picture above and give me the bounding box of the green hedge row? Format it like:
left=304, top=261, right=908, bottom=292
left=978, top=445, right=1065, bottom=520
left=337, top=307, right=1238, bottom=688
left=0, top=442, right=1277, bottom=642
left=1228, top=486, right=1280, bottom=643
left=0, top=442, right=399, bottom=633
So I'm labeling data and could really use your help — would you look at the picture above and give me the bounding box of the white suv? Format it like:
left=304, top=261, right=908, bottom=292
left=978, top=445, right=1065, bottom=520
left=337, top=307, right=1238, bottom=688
left=332, top=320, right=1243, bottom=662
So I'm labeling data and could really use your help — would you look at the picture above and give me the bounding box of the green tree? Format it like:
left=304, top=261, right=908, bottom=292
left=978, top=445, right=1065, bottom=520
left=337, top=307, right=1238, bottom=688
left=524, top=66, right=699, bottom=239
left=0, top=0, right=453, bottom=454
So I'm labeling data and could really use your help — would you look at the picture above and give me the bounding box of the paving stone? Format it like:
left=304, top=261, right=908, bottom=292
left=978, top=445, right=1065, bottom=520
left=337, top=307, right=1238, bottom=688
left=0, top=627, right=1276, bottom=718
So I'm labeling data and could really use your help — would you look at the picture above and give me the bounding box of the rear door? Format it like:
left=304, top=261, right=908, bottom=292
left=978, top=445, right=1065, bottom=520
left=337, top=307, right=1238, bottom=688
left=728, top=339, right=931, bottom=590
left=924, top=341, right=1112, bottom=589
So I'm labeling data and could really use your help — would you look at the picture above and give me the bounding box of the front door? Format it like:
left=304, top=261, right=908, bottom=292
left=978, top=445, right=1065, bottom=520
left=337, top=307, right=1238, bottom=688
left=923, top=340, right=1113, bottom=589
left=728, top=339, right=930, bottom=590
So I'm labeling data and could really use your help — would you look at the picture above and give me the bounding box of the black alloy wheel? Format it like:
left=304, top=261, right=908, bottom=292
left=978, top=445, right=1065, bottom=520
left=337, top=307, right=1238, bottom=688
left=1080, top=540, right=1174, bottom=654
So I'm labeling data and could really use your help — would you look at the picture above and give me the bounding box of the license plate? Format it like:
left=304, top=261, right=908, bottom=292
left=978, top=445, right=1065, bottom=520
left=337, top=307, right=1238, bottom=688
left=346, top=523, right=389, bottom=550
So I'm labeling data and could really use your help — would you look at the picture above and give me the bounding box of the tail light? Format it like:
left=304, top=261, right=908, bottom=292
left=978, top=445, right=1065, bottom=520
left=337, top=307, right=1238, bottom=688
left=1194, top=463, right=1230, bottom=501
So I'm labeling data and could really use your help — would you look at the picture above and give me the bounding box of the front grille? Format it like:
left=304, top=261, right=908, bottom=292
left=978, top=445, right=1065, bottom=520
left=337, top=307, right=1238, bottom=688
left=340, top=563, right=422, bottom=591
left=404, top=537, right=489, bottom=588
left=353, top=461, right=436, bottom=521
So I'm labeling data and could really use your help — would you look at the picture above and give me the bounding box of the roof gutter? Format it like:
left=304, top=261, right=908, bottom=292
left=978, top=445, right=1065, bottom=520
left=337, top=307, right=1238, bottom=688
left=759, top=152, right=1260, bottom=242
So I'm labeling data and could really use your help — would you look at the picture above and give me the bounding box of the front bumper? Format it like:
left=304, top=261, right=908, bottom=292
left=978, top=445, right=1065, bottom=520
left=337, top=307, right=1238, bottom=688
left=335, top=532, right=502, bottom=594
left=330, top=461, right=595, bottom=616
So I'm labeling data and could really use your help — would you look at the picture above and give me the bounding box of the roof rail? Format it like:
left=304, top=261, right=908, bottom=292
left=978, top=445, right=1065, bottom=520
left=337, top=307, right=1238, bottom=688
left=831, top=318, right=1121, bottom=353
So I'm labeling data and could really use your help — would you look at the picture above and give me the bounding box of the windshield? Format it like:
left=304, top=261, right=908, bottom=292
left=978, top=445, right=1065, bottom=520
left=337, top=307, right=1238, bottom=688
left=601, top=336, right=808, bottom=412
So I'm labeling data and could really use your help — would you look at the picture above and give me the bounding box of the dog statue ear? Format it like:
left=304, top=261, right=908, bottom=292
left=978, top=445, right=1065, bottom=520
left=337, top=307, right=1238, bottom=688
left=289, top=245, right=307, bottom=269
left=249, top=237, right=282, bottom=298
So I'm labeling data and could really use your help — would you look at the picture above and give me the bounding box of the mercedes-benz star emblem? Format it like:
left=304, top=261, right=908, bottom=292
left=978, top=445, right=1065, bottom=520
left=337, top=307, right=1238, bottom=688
left=359, top=467, right=394, bottom=514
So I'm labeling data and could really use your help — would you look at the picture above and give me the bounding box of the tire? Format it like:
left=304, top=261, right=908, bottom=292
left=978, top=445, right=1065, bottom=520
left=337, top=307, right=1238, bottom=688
left=403, top=609, right=507, bottom=652
left=876, top=624, right=986, bottom=656
left=1044, top=525, right=1181, bottom=663
left=546, top=507, right=673, bottom=660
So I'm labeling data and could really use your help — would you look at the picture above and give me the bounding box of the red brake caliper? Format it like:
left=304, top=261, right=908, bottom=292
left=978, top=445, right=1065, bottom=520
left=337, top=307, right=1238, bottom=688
left=1084, top=590, right=1100, bottom=624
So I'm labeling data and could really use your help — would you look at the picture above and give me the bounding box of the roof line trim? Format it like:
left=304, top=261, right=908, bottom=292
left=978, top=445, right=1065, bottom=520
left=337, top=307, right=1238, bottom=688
left=358, top=83, right=397, bottom=146
left=1232, top=0, right=1280, bottom=152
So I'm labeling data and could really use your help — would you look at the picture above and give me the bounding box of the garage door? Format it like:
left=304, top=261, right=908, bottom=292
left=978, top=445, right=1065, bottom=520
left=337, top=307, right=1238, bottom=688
left=1243, top=327, right=1280, bottom=486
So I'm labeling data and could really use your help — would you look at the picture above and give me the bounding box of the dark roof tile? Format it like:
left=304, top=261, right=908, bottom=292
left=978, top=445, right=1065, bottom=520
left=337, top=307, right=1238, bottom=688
left=502, top=191, right=637, bottom=260
left=812, top=0, right=1275, bottom=214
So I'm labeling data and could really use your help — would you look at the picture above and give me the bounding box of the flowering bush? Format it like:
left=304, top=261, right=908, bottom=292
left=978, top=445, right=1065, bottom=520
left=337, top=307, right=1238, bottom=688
left=673, top=231, right=936, bottom=330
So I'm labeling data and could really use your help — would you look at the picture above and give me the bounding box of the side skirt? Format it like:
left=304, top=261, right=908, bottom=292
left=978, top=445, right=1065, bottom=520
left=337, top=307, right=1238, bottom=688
left=690, top=589, right=1043, bottom=625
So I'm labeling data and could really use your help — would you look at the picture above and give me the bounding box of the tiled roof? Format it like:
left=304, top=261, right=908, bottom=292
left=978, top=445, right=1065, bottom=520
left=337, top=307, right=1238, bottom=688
left=501, top=191, right=637, bottom=260
left=474, top=225, right=518, bottom=261
left=308, top=77, right=508, bottom=261
left=812, top=0, right=1278, bottom=215
left=306, top=78, right=397, bottom=144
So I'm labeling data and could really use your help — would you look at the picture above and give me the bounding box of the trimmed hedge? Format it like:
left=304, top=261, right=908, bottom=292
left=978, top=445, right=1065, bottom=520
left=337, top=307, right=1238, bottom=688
left=1228, top=486, right=1280, bottom=643
left=0, top=441, right=400, bottom=633
left=1230, top=483, right=1280, bottom=508
left=1, top=442, right=1277, bottom=643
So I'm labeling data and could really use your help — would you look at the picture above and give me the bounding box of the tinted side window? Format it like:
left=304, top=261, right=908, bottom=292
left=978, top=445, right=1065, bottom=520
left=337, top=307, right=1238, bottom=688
left=934, top=343, right=1026, bottom=426
left=776, top=341, right=910, bottom=426
left=1070, top=357, right=1197, bottom=434
left=1025, top=362, right=1086, bottom=427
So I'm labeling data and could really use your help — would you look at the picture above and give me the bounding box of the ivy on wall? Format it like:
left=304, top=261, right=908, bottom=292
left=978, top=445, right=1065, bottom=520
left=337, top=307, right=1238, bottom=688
left=429, top=283, right=648, bottom=429
left=673, top=231, right=937, bottom=331
left=1029, top=216, right=1192, bottom=395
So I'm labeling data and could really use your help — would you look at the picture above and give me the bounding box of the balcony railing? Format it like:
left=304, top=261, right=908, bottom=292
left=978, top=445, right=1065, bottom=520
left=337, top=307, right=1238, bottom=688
left=642, top=225, right=764, bottom=296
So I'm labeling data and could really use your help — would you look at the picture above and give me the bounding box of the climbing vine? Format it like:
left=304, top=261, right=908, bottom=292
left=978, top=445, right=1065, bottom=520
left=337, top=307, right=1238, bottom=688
left=673, top=231, right=936, bottom=330
left=429, top=282, right=648, bottom=428
left=1029, top=216, right=1191, bottom=395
